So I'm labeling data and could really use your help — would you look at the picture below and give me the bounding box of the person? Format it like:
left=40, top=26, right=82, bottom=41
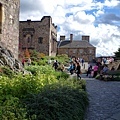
left=102, top=64, right=109, bottom=74
left=53, top=60, right=58, bottom=71
left=76, top=62, right=81, bottom=79
left=68, top=62, right=74, bottom=74
left=93, top=63, right=98, bottom=78
left=111, top=66, right=115, bottom=71
left=60, top=63, right=65, bottom=72
left=81, top=59, right=84, bottom=66
left=22, top=58, right=25, bottom=67
left=27, top=58, right=31, bottom=66
left=86, top=65, right=92, bottom=77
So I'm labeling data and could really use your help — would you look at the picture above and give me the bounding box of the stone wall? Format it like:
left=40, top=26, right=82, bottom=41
left=19, top=16, right=57, bottom=58
left=58, top=47, right=96, bottom=62
left=0, top=0, right=20, bottom=59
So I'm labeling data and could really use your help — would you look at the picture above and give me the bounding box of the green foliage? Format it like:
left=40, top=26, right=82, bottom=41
left=56, top=54, right=69, bottom=64
left=37, top=59, right=47, bottom=66
left=114, top=47, right=120, bottom=58
left=29, top=50, right=38, bottom=58
left=0, top=96, right=27, bottom=120
left=23, top=83, right=89, bottom=120
left=0, top=64, right=88, bottom=120
left=55, top=71, right=70, bottom=80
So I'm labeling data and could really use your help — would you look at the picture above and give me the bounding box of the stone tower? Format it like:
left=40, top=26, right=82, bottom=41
left=0, top=0, right=20, bottom=59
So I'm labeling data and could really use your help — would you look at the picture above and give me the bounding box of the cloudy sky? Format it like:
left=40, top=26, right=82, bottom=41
left=20, top=0, right=120, bottom=57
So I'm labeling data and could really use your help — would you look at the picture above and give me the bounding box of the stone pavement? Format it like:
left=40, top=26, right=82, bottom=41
left=80, top=74, right=120, bottom=120
left=68, top=73, right=120, bottom=120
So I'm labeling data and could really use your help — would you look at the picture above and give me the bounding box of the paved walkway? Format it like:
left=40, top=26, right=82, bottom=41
left=80, top=74, right=120, bottom=120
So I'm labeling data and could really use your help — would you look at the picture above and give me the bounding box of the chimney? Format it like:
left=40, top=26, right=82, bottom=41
left=70, top=34, right=73, bottom=42
left=82, top=35, right=90, bottom=42
left=60, top=35, right=65, bottom=41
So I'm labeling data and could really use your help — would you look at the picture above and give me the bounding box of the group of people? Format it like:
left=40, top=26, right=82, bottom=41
left=52, top=60, right=65, bottom=72
left=68, top=58, right=82, bottom=79
left=22, top=58, right=31, bottom=67
left=52, top=57, right=82, bottom=79
left=86, top=61, right=115, bottom=78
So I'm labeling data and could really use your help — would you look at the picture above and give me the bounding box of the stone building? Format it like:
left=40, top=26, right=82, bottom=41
left=0, top=0, right=20, bottom=59
left=19, top=16, right=57, bottom=58
left=57, top=34, right=96, bottom=62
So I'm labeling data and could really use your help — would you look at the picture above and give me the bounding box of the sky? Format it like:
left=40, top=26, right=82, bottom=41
left=20, top=0, right=120, bottom=57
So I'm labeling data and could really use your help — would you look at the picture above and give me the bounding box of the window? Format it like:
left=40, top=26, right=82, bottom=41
left=27, top=37, right=30, bottom=43
left=80, top=49, right=83, bottom=53
left=38, top=37, right=43, bottom=44
left=73, top=49, right=76, bottom=53
left=89, top=49, right=93, bottom=53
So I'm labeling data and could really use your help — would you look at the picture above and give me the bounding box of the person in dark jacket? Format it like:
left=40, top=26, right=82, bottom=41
left=53, top=60, right=58, bottom=70
left=86, top=65, right=92, bottom=77
left=76, top=62, right=81, bottom=79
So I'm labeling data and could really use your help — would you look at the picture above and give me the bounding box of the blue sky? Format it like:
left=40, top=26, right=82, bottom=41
left=20, top=0, right=120, bottom=56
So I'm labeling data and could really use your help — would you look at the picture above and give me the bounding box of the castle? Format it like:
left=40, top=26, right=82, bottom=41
left=19, top=16, right=57, bottom=58
left=0, top=1, right=96, bottom=61
left=0, top=0, right=20, bottom=59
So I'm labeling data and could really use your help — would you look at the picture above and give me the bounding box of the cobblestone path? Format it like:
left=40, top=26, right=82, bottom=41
left=84, top=78, right=120, bottom=120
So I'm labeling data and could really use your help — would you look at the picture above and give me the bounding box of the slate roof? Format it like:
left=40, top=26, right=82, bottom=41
left=58, top=40, right=95, bottom=48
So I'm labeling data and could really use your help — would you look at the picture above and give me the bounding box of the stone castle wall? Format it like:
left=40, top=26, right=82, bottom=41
left=0, top=0, right=20, bottom=59
left=19, top=16, right=57, bottom=58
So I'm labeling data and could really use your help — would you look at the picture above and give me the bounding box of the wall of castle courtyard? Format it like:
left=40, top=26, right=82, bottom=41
left=0, top=0, right=20, bottom=59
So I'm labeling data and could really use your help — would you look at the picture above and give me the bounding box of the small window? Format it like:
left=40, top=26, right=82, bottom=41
left=80, top=49, right=83, bottom=53
left=28, top=37, right=30, bottom=43
left=89, top=49, right=92, bottom=53
left=73, top=49, right=76, bottom=53
left=38, top=37, right=43, bottom=44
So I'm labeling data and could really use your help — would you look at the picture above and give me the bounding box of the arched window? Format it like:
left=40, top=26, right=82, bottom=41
left=28, top=37, right=30, bottom=43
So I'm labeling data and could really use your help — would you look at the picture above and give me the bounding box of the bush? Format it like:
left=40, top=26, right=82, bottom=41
left=0, top=64, right=88, bottom=120
left=23, top=84, right=89, bottom=120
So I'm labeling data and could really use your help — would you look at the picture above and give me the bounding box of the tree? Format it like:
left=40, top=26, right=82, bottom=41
left=114, top=47, right=120, bottom=58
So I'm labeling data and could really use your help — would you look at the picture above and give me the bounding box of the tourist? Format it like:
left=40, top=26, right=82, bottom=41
left=101, top=64, right=109, bottom=74
left=27, top=58, right=31, bottom=66
left=76, top=62, right=81, bottom=79
left=68, top=62, right=74, bottom=74
left=111, top=66, right=115, bottom=71
left=22, top=58, right=25, bottom=67
left=86, top=65, right=92, bottom=77
left=60, top=63, right=65, bottom=72
left=53, top=60, right=58, bottom=71
left=93, top=63, right=98, bottom=78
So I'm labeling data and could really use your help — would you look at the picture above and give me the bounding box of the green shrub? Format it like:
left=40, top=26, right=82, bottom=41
left=23, top=84, right=89, bottom=120
left=55, top=71, right=70, bottom=80
left=0, top=64, right=88, bottom=120
left=0, top=95, right=27, bottom=120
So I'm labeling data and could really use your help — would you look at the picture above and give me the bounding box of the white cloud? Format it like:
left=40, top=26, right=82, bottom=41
left=94, top=10, right=104, bottom=17
left=20, top=0, right=120, bottom=57
left=104, top=0, right=120, bottom=7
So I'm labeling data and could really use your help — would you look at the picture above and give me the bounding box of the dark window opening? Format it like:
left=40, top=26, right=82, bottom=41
left=38, top=37, right=43, bottom=44
left=28, top=37, right=30, bottom=43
